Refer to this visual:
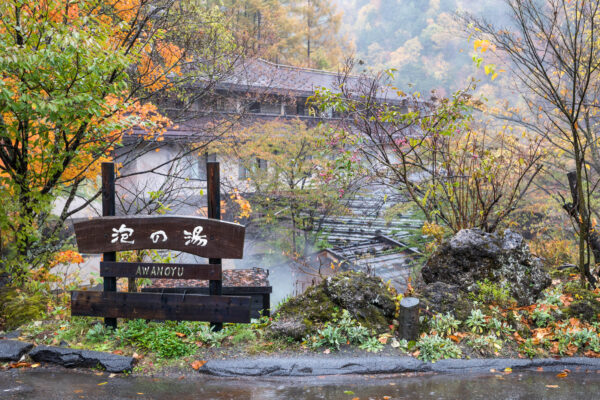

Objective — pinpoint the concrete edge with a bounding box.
[198,356,600,377]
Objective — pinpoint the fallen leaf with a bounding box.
[546,385,559,388]
[108,373,116,378]
[323,349,331,354]
[95,372,104,376]
[97,382,108,386]
[556,372,568,378]
[504,367,512,374]
[175,332,187,338]
[191,360,207,370]
[74,390,83,394]
[383,396,391,400]
[537,367,544,372]
[343,390,355,395]
[112,350,124,355]
[490,369,497,373]
[352,398,360,400]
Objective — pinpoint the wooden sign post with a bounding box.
[101,162,117,329]
[208,161,223,331]
[71,162,250,328]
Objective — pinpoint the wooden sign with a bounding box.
[74,215,245,259]
[71,291,251,323]
[100,262,222,280]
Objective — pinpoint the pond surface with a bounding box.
[1,368,600,399]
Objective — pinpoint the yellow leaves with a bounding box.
[474,39,492,52]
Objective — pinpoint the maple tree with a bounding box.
[0,0,234,281]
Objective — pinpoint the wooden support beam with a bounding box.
[71,291,251,323]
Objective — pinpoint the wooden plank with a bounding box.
[100,262,222,280]
[71,291,251,323]
[74,215,245,259]
[142,286,273,294]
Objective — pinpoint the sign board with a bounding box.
[100,261,222,280]
[74,215,245,259]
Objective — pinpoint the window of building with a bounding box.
[249,101,260,113]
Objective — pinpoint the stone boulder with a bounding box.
[272,271,396,339]
[421,229,550,306]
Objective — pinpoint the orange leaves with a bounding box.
[49,250,84,268]
[556,369,570,378]
[175,332,187,338]
[190,360,207,370]
[448,332,468,343]
[513,331,526,344]
[560,294,574,307]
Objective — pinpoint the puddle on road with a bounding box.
[1,368,600,399]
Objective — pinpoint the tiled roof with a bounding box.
[207,58,406,101]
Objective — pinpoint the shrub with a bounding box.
[429,313,460,336]
[469,279,515,307]
[417,334,462,362]
[465,309,487,334]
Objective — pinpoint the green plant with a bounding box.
[531,307,555,328]
[358,337,384,353]
[86,323,110,343]
[486,317,514,337]
[466,334,502,354]
[465,309,486,334]
[310,325,344,350]
[304,309,381,352]
[469,280,515,307]
[416,334,462,362]
[429,313,460,336]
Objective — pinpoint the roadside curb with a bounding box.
[0,340,133,373]
[199,355,600,377]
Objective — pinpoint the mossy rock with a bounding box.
[563,285,600,322]
[0,287,48,330]
[273,271,396,339]
[418,282,474,321]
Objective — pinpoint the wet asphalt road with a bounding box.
[2,367,600,399]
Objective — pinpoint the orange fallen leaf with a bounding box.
[537,367,544,372]
[191,360,207,370]
[175,332,187,338]
[546,385,559,388]
[448,335,461,343]
[556,372,568,378]
[112,350,124,355]
[383,397,391,400]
